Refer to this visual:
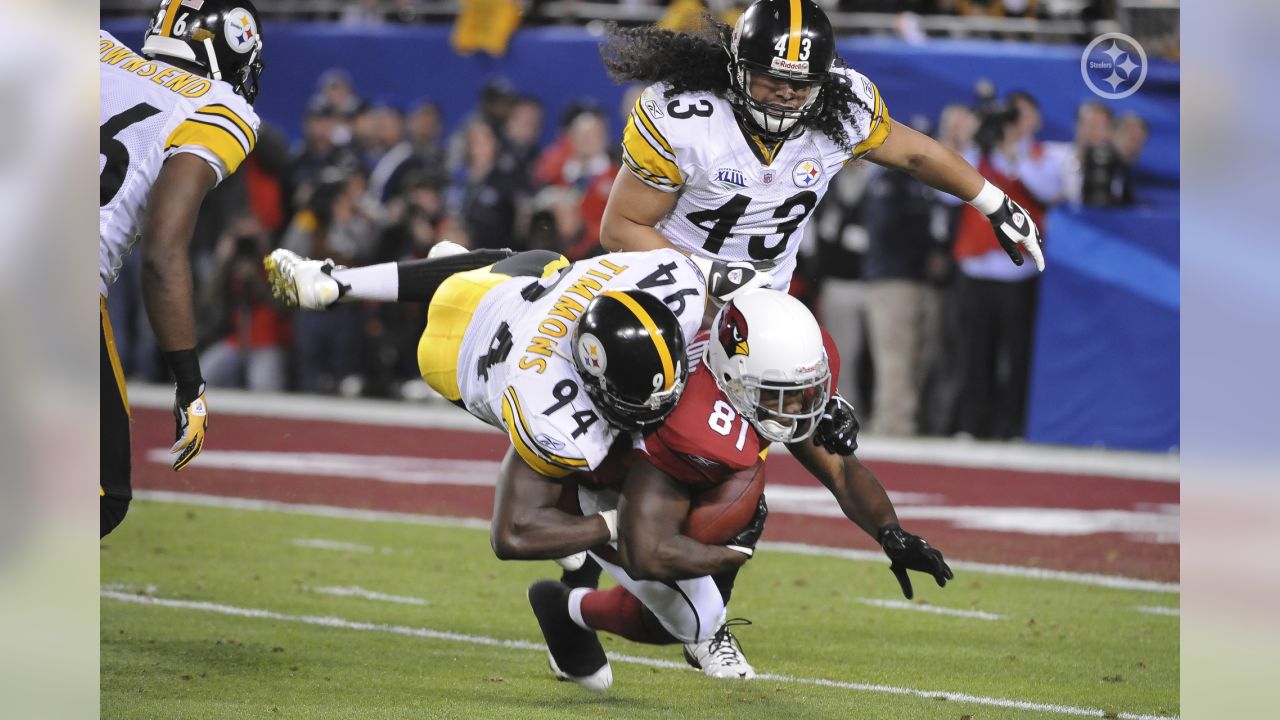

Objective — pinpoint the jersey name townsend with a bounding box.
[99,30,259,296]
[621,67,890,289]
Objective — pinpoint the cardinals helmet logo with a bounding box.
[717,302,750,358]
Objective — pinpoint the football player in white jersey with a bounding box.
[265,244,713,562]
[598,0,1044,288]
[99,0,264,537]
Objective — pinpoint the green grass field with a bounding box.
[101,500,1178,719]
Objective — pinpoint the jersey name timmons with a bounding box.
[99,39,211,98]
[518,258,630,374]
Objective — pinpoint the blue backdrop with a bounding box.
[1027,206,1179,452]
[100,21,1180,451]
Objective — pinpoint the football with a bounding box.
[681,461,766,544]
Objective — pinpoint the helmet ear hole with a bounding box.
[572,289,689,429]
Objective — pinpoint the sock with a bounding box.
[578,586,678,645]
[712,564,742,605]
[394,249,516,303]
[330,262,398,301]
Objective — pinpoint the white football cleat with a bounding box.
[683,618,756,679]
[427,240,468,259]
[264,249,346,309]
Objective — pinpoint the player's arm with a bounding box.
[616,456,751,582]
[141,152,217,471]
[786,439,898,539]
[865,121,1044,271]
[490,447,615,561]
[599,167,680,252]
[787,439,953,598]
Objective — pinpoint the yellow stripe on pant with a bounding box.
[417,265,510,401]
[101,295,130,415]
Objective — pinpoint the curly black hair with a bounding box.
[599,19,875,155]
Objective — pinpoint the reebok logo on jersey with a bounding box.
[714,168,747,190]
[686,455,720,468]
[535,434,566,452]
[793,159,822,188]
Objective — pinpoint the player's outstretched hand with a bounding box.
[987,195,1045,272]
[877,524,953,599]
[171,382,208,471]
[726,495,768,558]
[812,393,859,456]
[694,257,775,306]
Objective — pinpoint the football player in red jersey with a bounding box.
[527,290,952,691]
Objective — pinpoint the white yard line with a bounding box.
[1136,605,1180,617]
[99,589,1177,720]
[311,585,429,606]
[133,491,1181,594]
[127,383,1179,481]
[856,598,1005,621]
[290,538,383,554]
[763,541,1179,594]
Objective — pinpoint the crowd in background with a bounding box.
[106,68,1149,441]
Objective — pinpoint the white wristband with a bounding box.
[967,180,1005,216]
[598,509,618,543]
[726,545,755,558]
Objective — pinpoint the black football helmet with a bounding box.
[572,290,688,430]
[727,0,836,137]
[142,0,265,103]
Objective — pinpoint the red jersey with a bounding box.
[639,363,766,489]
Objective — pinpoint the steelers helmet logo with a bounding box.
[224,8,259,54]
[576,333,608,378]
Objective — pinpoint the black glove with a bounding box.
[812,393,859,456]
[987,194,1045,272]
[877,524,953,600]
[726,494,768,557]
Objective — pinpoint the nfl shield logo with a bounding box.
[762,170,775,185]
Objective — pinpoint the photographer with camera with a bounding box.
[199,219,291,392]
[948,93,1046,440]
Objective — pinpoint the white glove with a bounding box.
[692,256,775,306]
[969,181,1045,272]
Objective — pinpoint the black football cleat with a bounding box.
[527,579,612,692]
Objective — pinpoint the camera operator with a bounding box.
[949,97,1044,439]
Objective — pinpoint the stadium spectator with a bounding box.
[501,95,546,170]
[199,221,290,392]
[403,100,448,186]
[1073,101,1129,207]
[453,120,527,251]
[861,118,949,436]
[949,100,1043,439]
[281,169,374,393]
[366,105,417,203]
[313,68,363,118]
[446,77,517,173]
[1007,90,1073,206]
[525,186,586,255]
[812,161,873,416]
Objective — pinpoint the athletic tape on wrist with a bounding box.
[967,180,1005,216]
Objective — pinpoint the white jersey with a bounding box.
[457,249,706,477]
[98,30,259,296]
[621,67,890,289]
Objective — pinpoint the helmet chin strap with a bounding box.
[202,37,222,81]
